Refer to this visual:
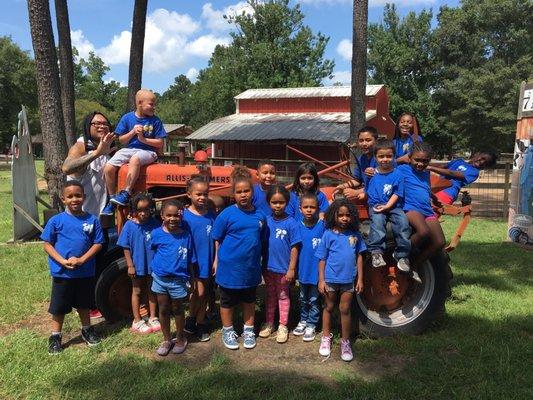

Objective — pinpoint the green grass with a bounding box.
[0,164,531,399]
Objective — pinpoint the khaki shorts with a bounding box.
[107,148,157,167]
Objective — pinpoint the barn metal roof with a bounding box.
[186,111,377,143]
[234,85,384,100]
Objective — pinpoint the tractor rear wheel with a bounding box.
[354,249,449,338]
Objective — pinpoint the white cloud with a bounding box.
[148,8,200,36]
[104,77,126,87]
[300,0,436,6]
[201,2,255,32]
[186,67,199,81]
[337,39,352,61]
[70,29,95,59]
[327,70,351,85]
[98,30,131,65]
[185,34,231,58]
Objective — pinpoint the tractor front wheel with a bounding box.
[95,257,133,322]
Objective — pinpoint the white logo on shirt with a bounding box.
[177,246,188,260]
[206,225,212,235]
[457,165,467,172]
[144,231,151,242]
[349,235,358,248]
[383,184,393,196]
[312,237,321,249]
[275,228,287,240]
[258,220,263,228]
[402,143,410,152]
[82,223,94,235]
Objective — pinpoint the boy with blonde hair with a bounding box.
[102,89,167,215]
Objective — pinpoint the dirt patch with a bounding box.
[0,302,50,337]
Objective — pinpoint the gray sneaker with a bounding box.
[292,321,306,336]
[242,328,256,349]
[303,326,316,342]
[397,258,411,272]
[222,328,239,350]
[372,253,386,268]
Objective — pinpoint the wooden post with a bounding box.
[503,161,511,219]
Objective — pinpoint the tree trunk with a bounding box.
[350,0,368,147]
[27,0,68,210]
[54,0,76,147]
[126,0,148,112]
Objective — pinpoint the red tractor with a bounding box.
[95,151,471,338]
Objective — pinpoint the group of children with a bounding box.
[42,104,497,361]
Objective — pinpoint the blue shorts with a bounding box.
[151,274,189,300]
[325,282,354,293]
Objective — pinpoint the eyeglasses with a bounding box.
[91,122,110,127]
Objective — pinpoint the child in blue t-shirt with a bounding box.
[334,126,379,201]
[366,139,411,272]
[183,176,216,342]
[117,193,160,335]
[252,159,277,217]
[102,89,167,215]
[293,193,325,342]
[393,112,423,163]
[429,151,497,205]
[397,142,446,274]
[41,180,105,354]
[150,199,196,356]
[212,166,267,350]
[315,199,366,362]
[287,162,329,220]
[259,185,301,344]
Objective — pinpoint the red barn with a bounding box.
[186,85,395,162]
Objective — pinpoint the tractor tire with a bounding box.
[95,256,133,322]
[354,249,450,338]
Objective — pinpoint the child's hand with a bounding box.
[285,269,295,284]
[318,280,327,295]
[60,258,72,269]
[133,124,144,135]
[373,204,388,213]
[355,278,364,294]
[364,167,375,177]
[127,265,136,278]
[356,192,367,201]
[190,279,197,294]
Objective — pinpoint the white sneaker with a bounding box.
[303,326,316,342]
[372,253,386,268]
[397,258,411,272]
[319,334,332,357]
[293,321,306,336]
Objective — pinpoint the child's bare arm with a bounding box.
[318,260,326,294]
[285,245,299,283]
[212,241,219,275]
[396,154,410,164]
[68,243,102,267]
[43,242,72,269]
[119,125,142,145]
[427,165,465,180]
[373,194,399,213]
[123,249,135,278]
[135,134,164,149]
[355,253,364,294]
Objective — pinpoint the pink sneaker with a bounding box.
[89,309,102,319]
[340,339,353,362]
[148,318,161,332]
[319,334,332,357]
[130,320,152,334]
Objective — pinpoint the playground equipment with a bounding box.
[95,145,471,338]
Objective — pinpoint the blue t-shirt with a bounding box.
[394,135,423,159]
[441,159,479,201]
[397,164,434,217]
[117,218,160,276]
[287,190,329,221]
[183,208,216,279]
[150,228,196,279]
[297,220,325,285]
[315,229,367,284]
[41,212,105,279]
[366,168,405,208]
[353,154,377,187]
[252,183,273,217]
[115,111,167,152]
[212,205,267,289]
[265,216,302,274]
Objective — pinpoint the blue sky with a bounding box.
[1,0,459,93]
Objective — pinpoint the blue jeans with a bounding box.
[368,207,411,259]
[299,283,320,328]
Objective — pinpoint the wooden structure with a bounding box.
[163,124,193,154]
[186,85,395,162]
